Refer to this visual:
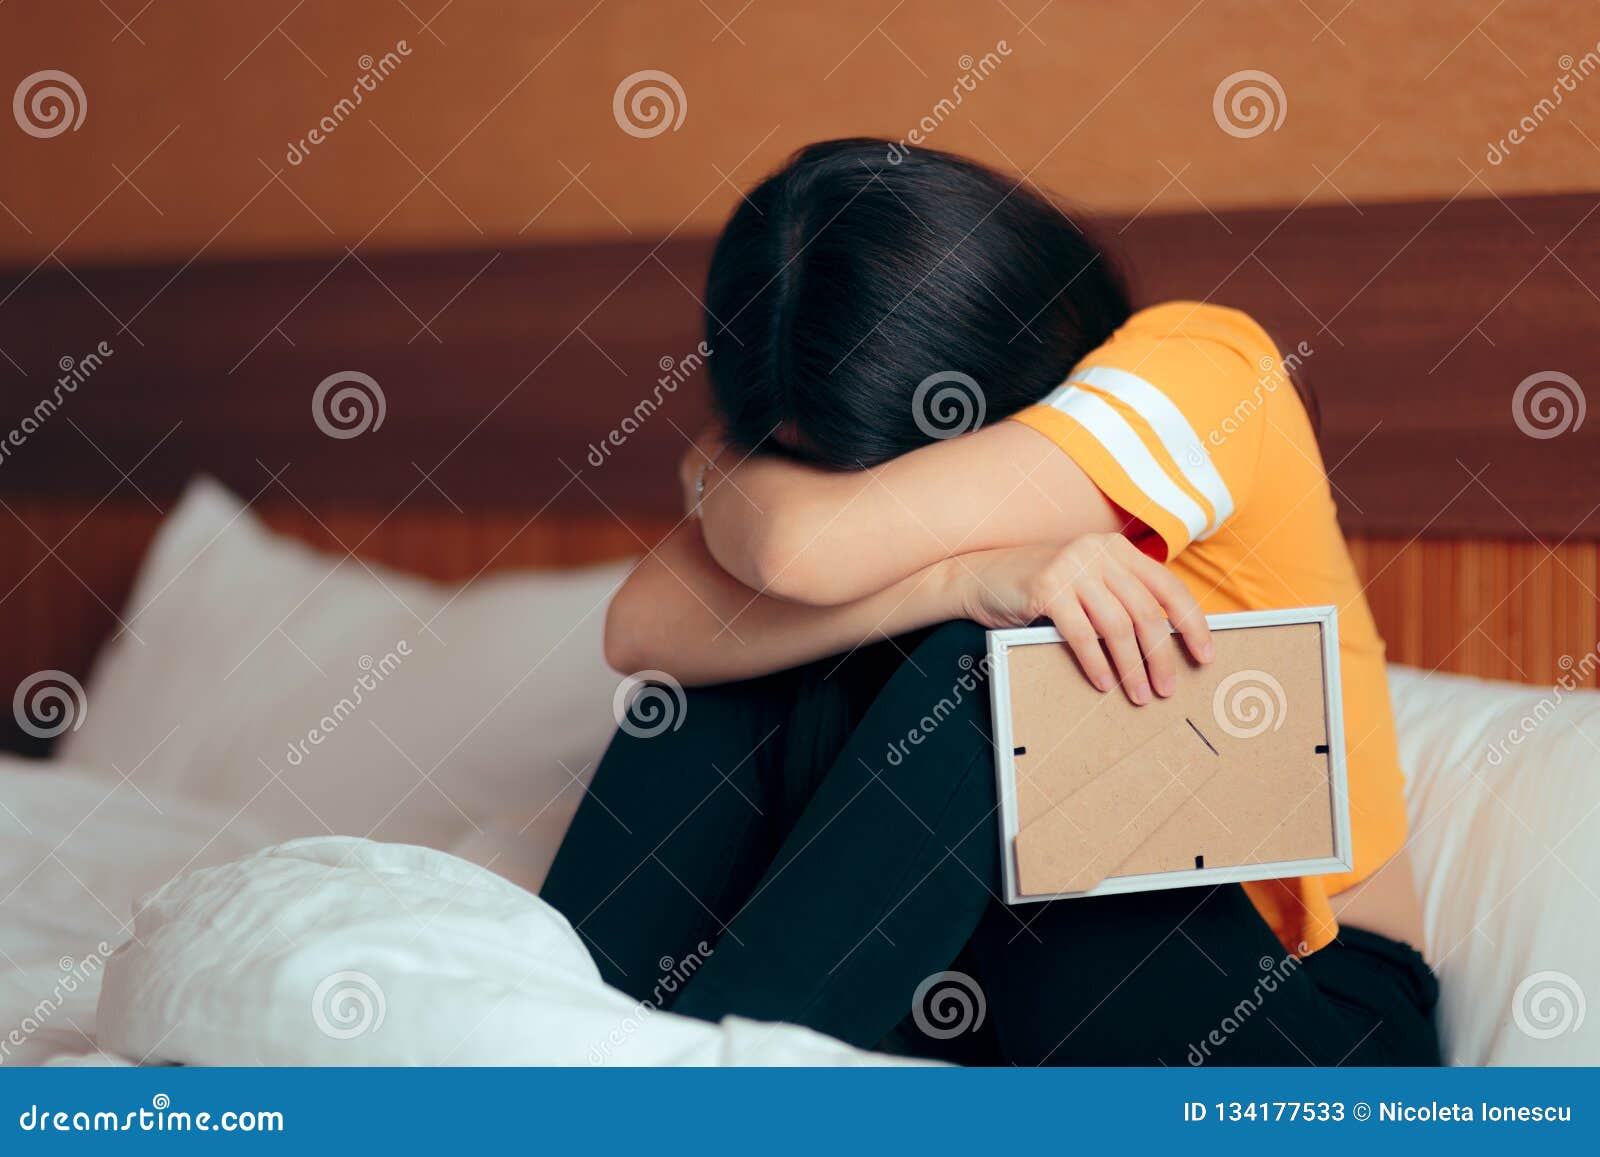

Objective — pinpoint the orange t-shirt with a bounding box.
[1011,301,1406,955]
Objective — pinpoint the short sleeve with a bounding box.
[1010,302,1280,560]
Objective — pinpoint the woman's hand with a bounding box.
[951,533,1213,704]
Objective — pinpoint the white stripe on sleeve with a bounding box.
[1068,365,1235,538]
[1040,384,1209,547]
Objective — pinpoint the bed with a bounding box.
[1,190,1596,1065]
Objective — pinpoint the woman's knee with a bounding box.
[595,672,795,806]
[612,669,789,745]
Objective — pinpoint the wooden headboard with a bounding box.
[2,192,1597,753]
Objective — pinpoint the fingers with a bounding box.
[1125,547,1214,664]
[1105,570,1179,698]
[1035,534,1213,706]
[1042,596,1116,694]
[1075,583,1151,705]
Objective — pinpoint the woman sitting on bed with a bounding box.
[541,139,1440,1066]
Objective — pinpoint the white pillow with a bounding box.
[60,477,631,893]
[96,837,921,1066]
[1388,663,1600,1065]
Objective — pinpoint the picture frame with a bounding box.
[986,606,1353,905]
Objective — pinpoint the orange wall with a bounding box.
[2,0,1597,265]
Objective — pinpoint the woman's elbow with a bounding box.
[745,513,856,605]
[605,595,722,685]
[603,588,651,674]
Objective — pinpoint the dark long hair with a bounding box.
[702,139,1132,469]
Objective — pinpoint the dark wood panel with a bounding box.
[1,193,1597,538]
[0,238,716,526]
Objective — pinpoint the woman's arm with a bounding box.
[694,421,1127,606]
[603,521,964,686]
[607,524,1211,700]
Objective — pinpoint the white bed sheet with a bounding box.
[93,836,912,1066]
[0,759,910,1067]
[0,759,276,1066]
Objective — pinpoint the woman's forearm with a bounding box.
[698,420,1122,606]
[603,521,963,686]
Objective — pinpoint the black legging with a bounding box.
[541,621,1440,1065]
